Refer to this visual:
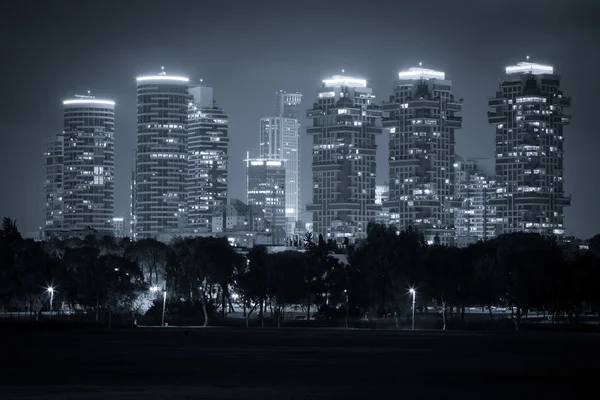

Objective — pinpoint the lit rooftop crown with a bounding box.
[322,75,367,88]
[137,67,189,83]
[506,62,553,75]
[63,94,115,106]
[398,67,445,80]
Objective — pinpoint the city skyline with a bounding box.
[2,0,599,239]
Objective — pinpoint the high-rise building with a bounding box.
[382,67,462,245]
[258,91,303,237]
[306,75,382,242]
[43,135,64,233]
[259,117,299,230]
[453,156,497,247]
[61,95,115,232]
[488,60,571,236]
[245,156,286,241]
[135,71,189,239]
[375,184,389,205]
[276,91,302,119]
[187,85,229,232]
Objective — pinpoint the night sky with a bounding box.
[1,0,599,238]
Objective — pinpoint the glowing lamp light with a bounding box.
[136,75,189,82]
[409,288,415,295]
[505,62,553,75]
[150,286,160,292]
[322,75,367,88]
[47,286,54,294]
[398,67,445,80]
[63,99,115,106]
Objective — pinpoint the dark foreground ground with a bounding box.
[2,327,599,399]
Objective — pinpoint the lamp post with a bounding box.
[409,288,416,331]
[344,289,349,328]
[47,287,54,317]
[151,285,167,327]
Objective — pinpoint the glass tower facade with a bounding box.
[488,61,571,237]
[382,67,462,245]
[306,75,382,242]
[135,73,189,239]
[187,85,229,232]
[61,96,115,232]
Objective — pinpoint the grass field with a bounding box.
[2,327,598,399]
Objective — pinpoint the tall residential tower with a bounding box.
[306,75,382,242]
[488,60,571,236]
[134,71,189,239]
[259,91,302,235]
[60,95,115,232]
[187,85,229,232]
[382,67,462,245]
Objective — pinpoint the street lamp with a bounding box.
[344,289,349,328]
[47,286,55,317]
[151,286,167,327]
[409,288,416,331]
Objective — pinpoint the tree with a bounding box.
[127,238,168,285]
[268,251,306,327]
[236,245,270,327]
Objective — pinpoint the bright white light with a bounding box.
[322,75,367,88]
[398,67,445,80]
[112,217,124,222]
[266,161,282,167]
[136,75,189,82]
[505,62,553,75]
[150,286,160,292]
[409,288,415,294]
[63,99,115,106]
[47,287,54,293]
[250,161,264,166]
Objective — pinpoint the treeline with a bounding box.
[1,218,599,330]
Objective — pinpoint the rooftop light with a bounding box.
[63,99,115,106]
[505,62,553,75]
[398,67,445,80]
[136,75,189,82]
[322,75,367,88]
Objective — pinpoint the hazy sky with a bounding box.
[1,0,599,238]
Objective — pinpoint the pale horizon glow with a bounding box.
[398,67,445,80]
[506,62,553,75]
[136,75,189,82]
[322,75,367,88]
[63,99,115,106]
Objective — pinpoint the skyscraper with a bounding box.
[245,156,286,241]
[488,60,571,237]
[259,116,299,230]
[276,91,302,119]
[43,134,64,234]
[259,91,302,236]
[382,66,462,245]
[187,85,229,232]
[453,156,497,247]
[135,71,189,239]
[61,95,115,232]
[306,75,382,242]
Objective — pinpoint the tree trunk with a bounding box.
[487,305,494,319]
[306,291,311,323]
[441,301,447,331]
[461,305,465,322]
[259,299,264,327]
[221,287,226,320]
[245,304,257,328]
[96,292,99,322]
[200,295,209,327]
[228,297,235,313]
